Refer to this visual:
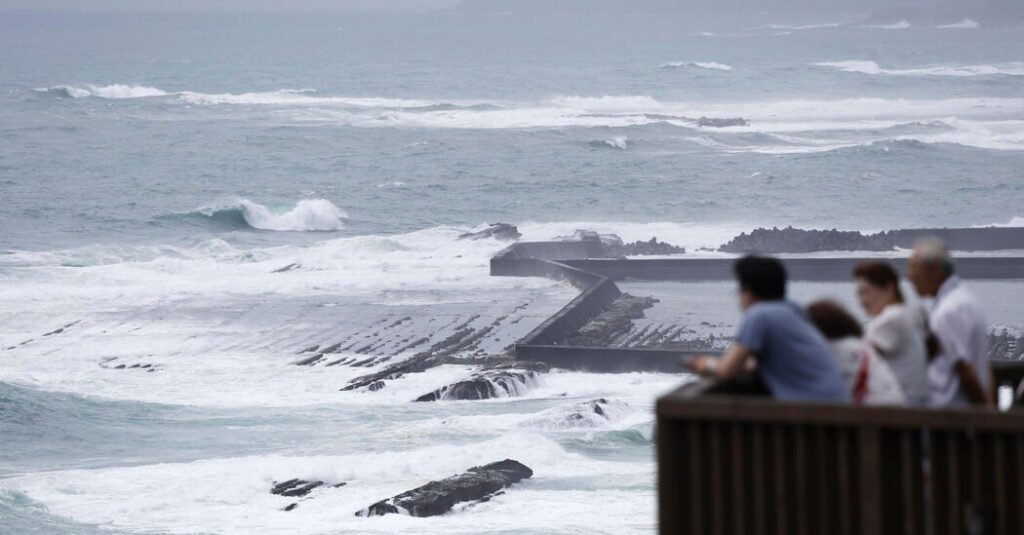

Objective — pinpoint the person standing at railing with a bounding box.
[806,300,906,405]
[907,238,993,407]
[689,256,850,402]
[853,261,931,406]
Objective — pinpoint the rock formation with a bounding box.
[458,223,522,241]
[357,459,533,517]
[414,361,549,402]
[556,230,685,256]
[697,117,749,128]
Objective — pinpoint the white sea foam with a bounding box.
[660,61,733,71]
[938,18,980,29]
[179,90,446,108]
[33,85,1024,152]
[0,433,656,534]
[236,199,347,232]
[602,136,628,149]
[37,84,169,99]
[865,20,912,30]
[814,60,1024,77]
[975,216,1024,228]
[759,22,842,30]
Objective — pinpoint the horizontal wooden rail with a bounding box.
[658,381,1024,535]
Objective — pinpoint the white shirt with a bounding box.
[866,303,930,406]
[830,337,906,406]
[927,276,990,407]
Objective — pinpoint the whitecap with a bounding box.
[661,61,733,71]
[35,84,168,99]
[814,60,1024,77]
[864,20,912,29]
[937,19,980,29]
[602,136,628,149]
[194,199,348,232]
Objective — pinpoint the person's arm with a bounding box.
[690,343,753,380]
[954,360,991,406]
[932,311,990,406]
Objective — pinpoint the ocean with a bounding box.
[1,9,1022,534]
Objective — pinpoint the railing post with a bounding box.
[858,426,884,535]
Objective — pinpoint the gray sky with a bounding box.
[0,0,461,12]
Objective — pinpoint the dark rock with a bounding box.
[271,479,324,497]
[272,263,301,273]
[283,503,299,512]
[615,237,686,256]
[555,230,685,257]
[368,380,386,392]
[458,223,521,242]
[414,361,549,402]
[989,329,1024,361]
[356,459,533,517]
[718,226,896,254]
[697,117,749,128]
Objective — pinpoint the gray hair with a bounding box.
[913,236,955,275]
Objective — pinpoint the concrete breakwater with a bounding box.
[492,229,1024,374]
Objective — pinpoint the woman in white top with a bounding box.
[853,261,931,406]
[807,301,906,405]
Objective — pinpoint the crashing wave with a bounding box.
[598,136,628,149]
[192,199,347,232]
[36,84,169,99]
[660,61,733,71]
[813,60,1024,77]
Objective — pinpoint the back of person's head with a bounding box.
[853,260,904,303]
[913,236,955,276]
[734,255,787,301]
[807,300,864,340]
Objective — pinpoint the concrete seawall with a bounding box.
[493,236,1024,374]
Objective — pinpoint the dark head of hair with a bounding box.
[733,255,787,300]
[853,260,904,303]
[806,300,863,340]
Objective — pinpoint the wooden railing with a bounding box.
[657,376,1024,535]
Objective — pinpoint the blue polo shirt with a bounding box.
[736,301,850,402]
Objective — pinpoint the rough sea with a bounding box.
[1,9,1023,534]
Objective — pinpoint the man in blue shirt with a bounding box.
[690,256,850,402]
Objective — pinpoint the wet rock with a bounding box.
[522,398,634,430]
[272,263,301,273]
[697,117,749,128]
[356,459,533,517]
[414,361,549,402]
[719,226,895,254]
[271,479,324,497]
[276,481,347,512]
[458,223,521,242]
[555,230,685,257]
[614,237,686,256]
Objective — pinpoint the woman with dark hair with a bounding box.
[807,301,905,405]
[854,261,930,406]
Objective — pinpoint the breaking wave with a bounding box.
[192,199,347,232]
[661,61,733,71]
[36,84,169,99]
[594,136,628,149]
[814,60,1024,77]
